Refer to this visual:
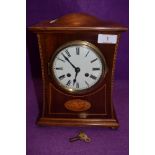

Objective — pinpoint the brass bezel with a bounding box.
[48,40,108,94]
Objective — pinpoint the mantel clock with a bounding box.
[29,13,127,128]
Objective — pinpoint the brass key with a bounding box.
[69,131,91,143]
[78,131,91,142]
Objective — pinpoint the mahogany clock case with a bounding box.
[28,13,127,128]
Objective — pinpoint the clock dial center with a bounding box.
[75,67,80,72]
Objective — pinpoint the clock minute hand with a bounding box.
[61,53,80,86]
[61,53,76,69]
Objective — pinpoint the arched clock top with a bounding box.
[28,13,128,32]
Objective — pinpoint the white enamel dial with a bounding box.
[51,42,106,92]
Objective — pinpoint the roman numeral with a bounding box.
[92,68,100,71]
[55,67,63,70]
[76,82,79,88]
[66,80,71,86]
[90,74,97,80]
[57,58,65,62]
[85,81,89,87]
[91,58,98,63]
[65,50,71,57]
[85,51,89,57]
[59,75,65,80]
[76,47,80,55]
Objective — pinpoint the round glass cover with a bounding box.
[49,41,107,93]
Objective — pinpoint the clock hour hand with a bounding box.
[61,53,76,69]
[73,67,80,86]
[73,72,78,86]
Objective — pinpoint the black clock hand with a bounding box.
[73,72,78,86]
[61,53,76,69]
[61,53,80,86]
[73,67,80,86]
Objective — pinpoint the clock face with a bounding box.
[50,41,107,93]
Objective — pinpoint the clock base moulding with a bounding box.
[37,118,119,128]
[37,105,119,128]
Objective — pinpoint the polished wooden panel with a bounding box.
[64,99,91,112]
[29,13,127,128]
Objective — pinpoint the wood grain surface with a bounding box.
[29,13,127,128]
